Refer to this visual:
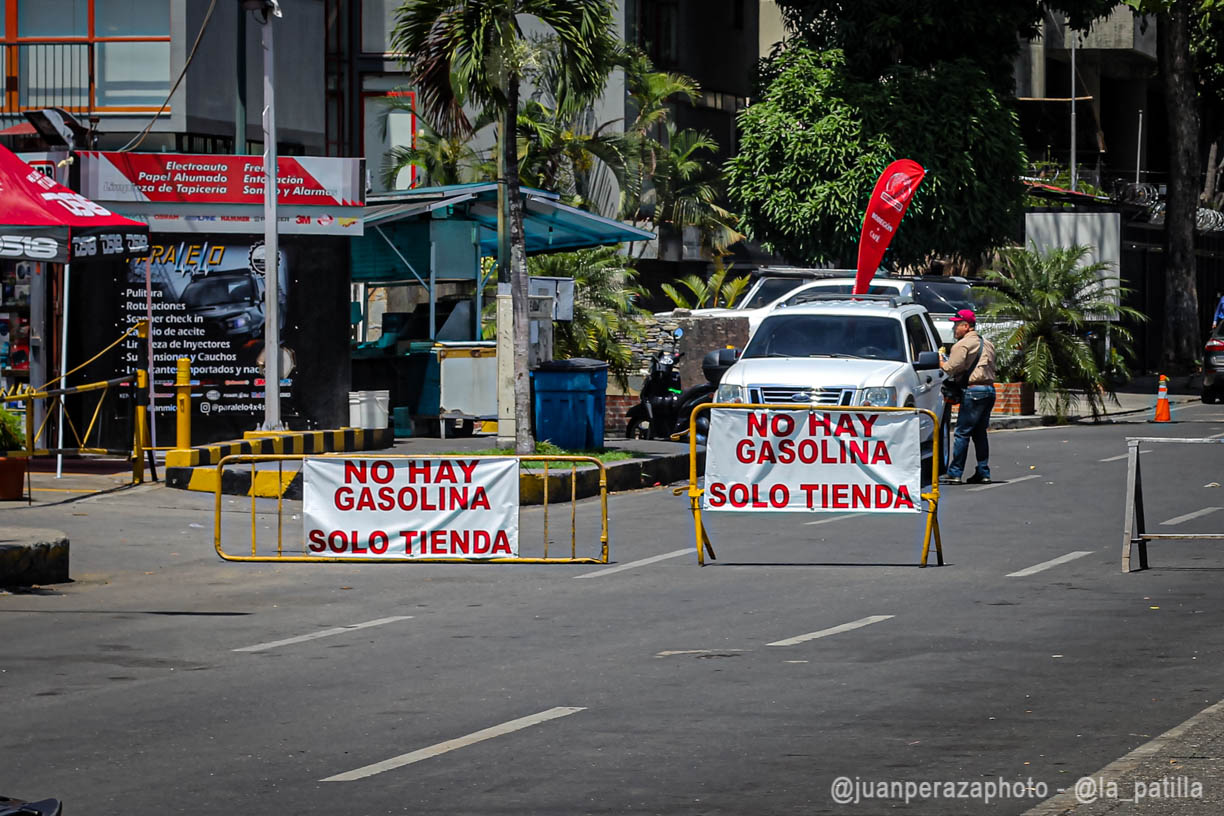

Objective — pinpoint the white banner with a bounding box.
[703,409,921,514]
[303,457,519,558]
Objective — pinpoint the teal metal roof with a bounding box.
[362,183,654,256]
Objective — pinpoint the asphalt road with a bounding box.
[3,401,1224,815]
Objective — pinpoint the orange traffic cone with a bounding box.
[1152,374,1172,423]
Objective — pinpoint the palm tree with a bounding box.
[529,247,647,388]
[380,108,495,189]
[979,244,1146,422]
[635,124,743,258]
[392,0,620,454]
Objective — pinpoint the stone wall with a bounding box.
[605,311,751,438]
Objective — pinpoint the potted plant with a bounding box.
[0,404,27,500]
[978,244,1145,422]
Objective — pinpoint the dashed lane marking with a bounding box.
[1099,449,1151,462]
[321,707,586,782]
[1006,551,1093,577]
[573,548,690,579]
[233,616,413,652]
[767,615,894,647]
[1160,507,1223,526]
[803,513,863,527]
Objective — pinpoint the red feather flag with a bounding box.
[853,159,926,295]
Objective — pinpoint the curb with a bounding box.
[165,427,394,468]
[0,528,69,586]
[165,448,700,504]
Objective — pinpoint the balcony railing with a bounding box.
[3,41,94,120]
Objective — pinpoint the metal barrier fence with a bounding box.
[1,321,153,494]
[1121,437,1224,571]
[679,403,944,567]
[213,453,610,564]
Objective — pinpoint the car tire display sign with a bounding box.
[703,408,921,514]
[303,457,520,559]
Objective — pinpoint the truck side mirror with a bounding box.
[914,350,941,370]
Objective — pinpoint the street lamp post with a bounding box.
[244,0,283,430]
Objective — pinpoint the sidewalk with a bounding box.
[1024,698,1224,815]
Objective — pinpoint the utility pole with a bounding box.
[245,0,283,430]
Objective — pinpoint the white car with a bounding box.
[713,296,950,465]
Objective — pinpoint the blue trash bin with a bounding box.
[531,358,609,450]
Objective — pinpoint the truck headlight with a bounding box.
[225,314,251,331]
[860,386,897,407]
[715,383,747,404]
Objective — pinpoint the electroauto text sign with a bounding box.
[78,152,364,207]
[302,458,520,559]
[703,408,921,513]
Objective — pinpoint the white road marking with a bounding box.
[803,513,863,527]
[655,649,747,658]
[966,474,1041,492]
[1006,551,1093,578]
[767,615,894,647]
[321,707,586,782]
[1099,449,1150,462]
[1160,507,1223,526]
[573,548,690,579]
[1207,430,1224,439]
[233,616,413,653]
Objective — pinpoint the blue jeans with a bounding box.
[948,385,995,479]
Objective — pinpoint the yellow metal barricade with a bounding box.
[1,320,153,488]
[213,453,610,564]
[679,403,943,567]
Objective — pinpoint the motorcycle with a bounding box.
[626,328,685,440]
[670,346,739,445]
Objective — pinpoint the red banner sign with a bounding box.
[854,159,925,295]
[79,152,365,207]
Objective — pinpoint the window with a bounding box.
[361,0,399,54]
[95,41,170,106]
[18,0,88,37]
[7,0,171,113]
[95,0,170,37]
[905,314,935,361]
[363,90,416,193]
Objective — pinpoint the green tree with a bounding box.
[392,0,620,454]
[726,47,1026,267]
[633,124,743,258]
[528,247,646,387]
[772,0,1118,91]
[979,244,1146,421]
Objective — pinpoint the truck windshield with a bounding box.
[744,314,907,362]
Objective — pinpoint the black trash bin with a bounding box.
[530,358,609,450]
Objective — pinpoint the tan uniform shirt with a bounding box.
[941,330,996,385]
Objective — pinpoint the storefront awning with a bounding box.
[363,183,654,256]
[0,144,149,263]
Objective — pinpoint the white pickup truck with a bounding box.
[712,295,950,468]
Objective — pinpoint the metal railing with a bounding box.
[213,453,611,564]
[2,41,93,119]
[678,403,944,567]
[1121,437,1224,571]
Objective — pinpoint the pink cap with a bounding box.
[949,308,976,324]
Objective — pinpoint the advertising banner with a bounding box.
[302,457,520,559]
[702,408,921,514]
[854,159,925,295]
[79,152,365,207]
[118,238,293,423]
